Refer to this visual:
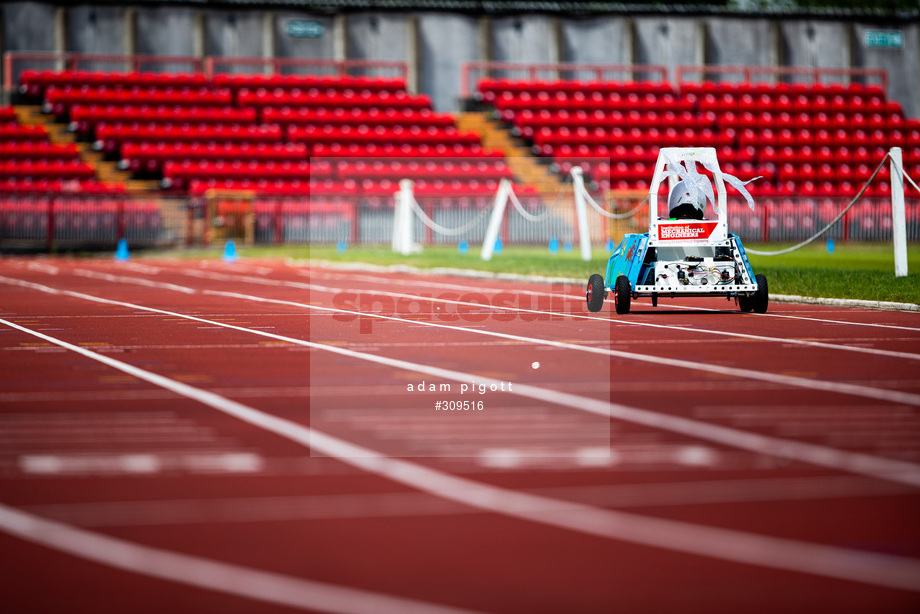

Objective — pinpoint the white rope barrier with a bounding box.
[407,195,490,237]
[581,188,648,220]
[507,187,552,222]
[746,153,892,257]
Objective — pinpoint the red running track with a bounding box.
[0,256,919,613]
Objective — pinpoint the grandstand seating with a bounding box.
[477,77,918,199]
[11,70,514,204]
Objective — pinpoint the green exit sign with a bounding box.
[864,30,904,49]
[286,20,325,39]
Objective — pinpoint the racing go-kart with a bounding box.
[586,147,768,315]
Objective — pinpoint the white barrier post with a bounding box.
[392,179,415,256]
[570,167,593,262]
[480,179,510,261]
[890,147,908,277]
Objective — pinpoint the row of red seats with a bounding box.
[45,86,234,115]
[695,91,893,116]
[0,142,80,160]
[213,73,406,94]
[0,159,95,179]
[478,77,880,102]
[163,160,313,189]
[310,142,501,158]
[0,124,48,141]
[286,124,480,146]
[0,178,125,194]
[510,108,910,138]
[94,123,284,154]
[119,142,308,173]
[68,105,456,137]
[69,105,258,135]
[188,177,513,198]
[262,106,454,128]
[117,140,502,174]
[237,88,430,110]
[477,79,674,103]
[164,158,513,188]
[19,70,208,98]
[0,106,17,123]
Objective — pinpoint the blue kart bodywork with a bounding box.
[605,233,758,292]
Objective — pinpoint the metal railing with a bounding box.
[674,65,889,96]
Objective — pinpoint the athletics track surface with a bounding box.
[0,256,918,613]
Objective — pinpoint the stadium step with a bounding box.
[14,104,130,192]
[455,111,569,199]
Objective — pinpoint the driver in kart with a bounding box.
[667,180,707,220]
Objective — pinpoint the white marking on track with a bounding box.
[181,267,920,361]
[18,453,264,475]
[2,283,920,489]
[307,266,920,332]
[72,269,196,294]
[2,319,920,592]
[209,288,920,408]
[18,475,913,528]
[0,503,483,614]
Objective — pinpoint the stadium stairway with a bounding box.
[456,111,568,199]
[11,104,153,193]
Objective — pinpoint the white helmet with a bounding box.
[667,180,706,220]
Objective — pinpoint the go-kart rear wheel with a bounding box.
[752,273,769,313]
[613,275,631,315]
[586,274,605,312]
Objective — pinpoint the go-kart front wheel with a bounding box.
[739,273,769,313]
[613,275,631,315]
[586,273,605,312]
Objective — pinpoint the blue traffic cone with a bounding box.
[222,240,238,263]
[114,238,129,261]
[458,240,468,254]
[494,238,503,254]
[337,240,347,253]
[548,237,559,254]
[606,238,615,252]
[563,241,573,253]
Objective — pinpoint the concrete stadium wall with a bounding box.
[854,22,920,119]
[2,2,57,52]
[491,15,559,64]
[134,6,198,57]
[205,10,263,60]
[560,17,629,66]
[66,5,126,56]
[2,3,919,116]
[417,12,481,113]
[633,17,703,82]
[705,18,777,69]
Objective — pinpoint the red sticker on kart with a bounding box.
[657,222,719,241]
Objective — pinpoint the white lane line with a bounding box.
[0,503,483,614]
[209,288,920,409]
[2,281,920,491]
[179,267,920,361]
[2,319,920,593]
[72,269,197,294]
[12,271,920,407]
[305,265,920,332]
[21,476,911,528]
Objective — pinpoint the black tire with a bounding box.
[738,293,754,312]
[586,274,605,312]
[613,275,631,315]
[752,273,769,313]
